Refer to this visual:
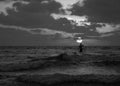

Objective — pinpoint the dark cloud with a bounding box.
[0,0,83,34]
[15,0,61,13]
[0,0,63,28]
[49,18,73,31]
[0,0,99,34]
[72,0,120,24]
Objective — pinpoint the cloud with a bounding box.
[72,0,120,24]
[40,28,84,38]
[0,0,92,34]
[0,0,65,28]
[96,24,120,34]
[51,13,90,27]
[16,0,62,14]
[0,24,83,39]
[87,33,114,38]
[54,0,85,15]
[0,0,118,41]
[0,0,29,16]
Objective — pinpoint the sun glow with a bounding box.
[76,37,83,43]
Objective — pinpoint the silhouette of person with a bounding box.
[76,37,84,53]
[79,43,84,53]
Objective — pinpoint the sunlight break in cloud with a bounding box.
[55,0,85,10]
[0,24,83,39]
[54,0,85,15]
[50,0,90,28]
[0,0,29,16]
[96,24,120,34]
[51,13,91,27]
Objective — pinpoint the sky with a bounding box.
[0,0,120,46]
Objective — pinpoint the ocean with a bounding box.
[0,46,120,86]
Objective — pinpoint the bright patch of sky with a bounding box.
[55,0,84,9]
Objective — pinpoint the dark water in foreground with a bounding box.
[0,46,120,86]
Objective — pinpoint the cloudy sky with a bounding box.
[0,0,120,46]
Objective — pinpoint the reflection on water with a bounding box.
[36,65,119,75]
